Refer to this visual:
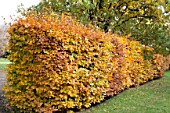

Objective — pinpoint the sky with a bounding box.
[0,0,41,25]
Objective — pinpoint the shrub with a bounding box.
[166,55,170,70]
[115,36,166,88]
[4,12,167,112]
[152,54,170,75]
[4,13,126,112]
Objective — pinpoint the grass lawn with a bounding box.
[0,58,10,71]
[79,70,170,113]
[0,59,169,113]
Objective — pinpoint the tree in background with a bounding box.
[0,25,8,57]
[30,0,170,55]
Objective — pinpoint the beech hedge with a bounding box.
[4,13,169,112]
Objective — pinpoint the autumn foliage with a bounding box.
[33,0,170,55]
[4,13,168,112]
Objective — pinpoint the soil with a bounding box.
[0,71,11,113]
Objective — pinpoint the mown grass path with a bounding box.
[0,58,10,71]
[0,58,11,113]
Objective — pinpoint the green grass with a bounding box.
[0,58,10,71]
[79,71,170,113]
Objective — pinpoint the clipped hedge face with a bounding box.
[151,54,170,76]
[115,36,166,88]
[4,12,167,112]
[164,55,170,70]
[4,13,126,112]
